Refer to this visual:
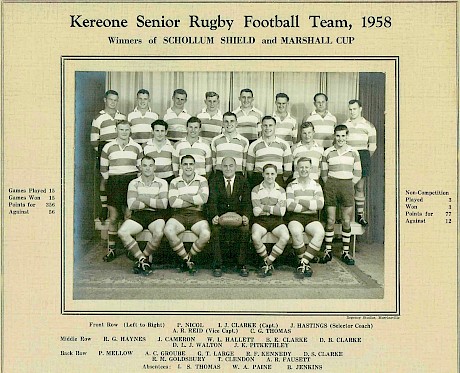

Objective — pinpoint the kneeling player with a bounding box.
[164,155,211,275]
[286,158,325,278]
[117,156,168,276]
[251,164,290,278]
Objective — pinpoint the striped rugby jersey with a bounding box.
[100,138,143,180]
[90,110,126,150]
[211,133,249,173]
[247,137,293,176]
[321,145,361,184]
[127,176,168,211]
[273,112,298,146]
[197,109,224,145]
[251,182,286,217]
[163,107,191,142]
[127,107,159,144]
[291,141,324,181]
[172,137,212,177]
[142,139,174,180]
[233,106,263,142]
[168,174,209,211]
[286,178,324,214]
[305,110,337,149]
[344,118,377,155]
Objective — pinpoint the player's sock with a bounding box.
[341,226,352,254]
[267,244,284,265]
[254,243,268,259]
[126,238,145,260]
[324,229,334,254]
[172,242,189,261]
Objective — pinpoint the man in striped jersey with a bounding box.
[251,164,290,278]
[100,121,143,262]
[164,155,211,275]
[286,157,325,278]
[196,91,223,145]
[211,111,249,177]
[273,92,298,146]
[127,89,159,145]
[344,99,377,226]
[90,90,126,221]
[233,88,263,143]
[291,121,324,182]
[143,120,175,184]
[303,93,337,149]
[117,156,168,276]
[320,124,362,265]
[172,117,212,179]
[163,88,191,143]
[247,115,293,189]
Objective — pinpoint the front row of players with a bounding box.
[109,124,360,278]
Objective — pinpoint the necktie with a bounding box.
[226,179,232,197]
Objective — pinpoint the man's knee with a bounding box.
[199,228,211,242]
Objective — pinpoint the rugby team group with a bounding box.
[90,87,376,279]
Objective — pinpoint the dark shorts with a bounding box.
[324,177,355,207]
[252,215,285,232]
[358,149,371,177]
[171,209,207,230]
[106,173,138,211]
[285,212,319,227]
[130,210,165,229]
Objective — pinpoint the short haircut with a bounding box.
[300,121,315,131]
[205,91,219,99]
[137,89,150,96]
[222,156,236,165]
[334,124,349,134]
[181,154,195,164]
[296,157,312,165]
[105,89,119,98]
[349,99,362,107]
[151,119,168,131]
[116,120,130,128]
[187,116,202,127]
[222,111,237,121]
[314,93,328,102]
[263,163,278,173]
[261,115,276,124]
[240,88,253,97]
[275,92,289,101]
[173,88,187,98]
[142,155,155,164]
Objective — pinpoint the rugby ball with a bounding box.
[218,212,243,227]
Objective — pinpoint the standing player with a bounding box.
[172,117,212,179]
[211,111,249,177]
[251,164,290,278]
[117,156,168,276]
[90,90,126,221]
[197,91,224,145]
[100,121,143,262]
[143,119,175,184]
[320,124,361,265]
[163,88,191,143]
[127,89,159,145]
[233,88,263,143]
[273,92,298,146]
[286,158,325,278]
[164,155,211,275]
[303,93,337,149]
[246,115,292,189]
[344,99,377,226]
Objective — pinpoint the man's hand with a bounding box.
[212,215,219,225]
[242,215,249,226]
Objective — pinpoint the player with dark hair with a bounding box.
[197,91,223,144]
[273,92,298,146]
[127,89,159,145]
[163,88,191,142]
[233,88,263,142]
[303,93,337,149]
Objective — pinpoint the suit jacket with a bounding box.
[207,173,252,219]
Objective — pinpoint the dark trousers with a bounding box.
[211,224,250,268]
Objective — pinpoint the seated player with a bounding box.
[117,156,168,276]
[208,157,251,277]
[100,121,143,262]
[286,157,325,278]
[320,124,362,265]
[251,164,290,278]
[164,155,211,275]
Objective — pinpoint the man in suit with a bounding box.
[208,157,252,277]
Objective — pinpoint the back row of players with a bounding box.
[91,88,377,278]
